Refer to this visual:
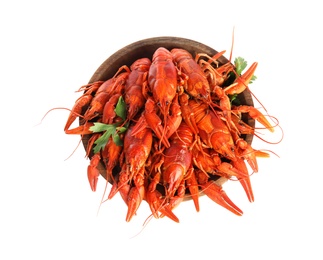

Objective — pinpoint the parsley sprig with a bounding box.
[89,96,128,154]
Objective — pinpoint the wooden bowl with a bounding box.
[81,36,255,188]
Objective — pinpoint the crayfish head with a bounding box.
[163,164,186,198]
[188,75,210,101]
[214,134,236,161]
[200,129,236,160]
[219,144,236,161]
[130,57,151,72]
[153,79,177,116]
[125,86,146,119]
[156,99,171,119]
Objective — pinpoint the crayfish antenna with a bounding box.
[35,107,75,127]
[64,138,83,161]
[37,107,90,161]
[229,26,235,62]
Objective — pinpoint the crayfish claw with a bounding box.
[201,181,243,216]
[224,62,258,95]
[234,105,274,133]
[231,158,254,202]
[126,186,145,222]
[185,169,200,212]
[64,121,94,135]
[87,154,101,192]
[146,190,180,223]
[239,177,254,203]
[64,94,93,132]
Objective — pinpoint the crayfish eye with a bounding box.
[157,102,161,107]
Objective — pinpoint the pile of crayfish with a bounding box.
[64,47,274,223]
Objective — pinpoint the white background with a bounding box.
[1,1,322,259]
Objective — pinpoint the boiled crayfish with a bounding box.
[63,46,277,223]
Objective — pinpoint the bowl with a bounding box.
[81,36,255,188]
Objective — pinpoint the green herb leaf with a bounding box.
[234,57,247,75]
[112,132,123,146]
[250,75,257,84]
[89,96,128,153]
[114,96,127,121]
[116,126,128,134]
[229,94,238,103]
[89,122,112,133]
[93,125,116,153]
